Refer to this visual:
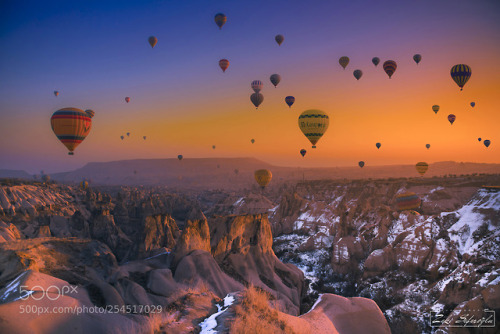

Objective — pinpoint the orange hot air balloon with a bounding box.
[415,162,429,176]
[254,169,272,189]
[148,36,157,48]
[51,107,93,155]
[125,97,130,103]
[219,59,229,72]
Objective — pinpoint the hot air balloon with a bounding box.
[358,161,365,168]
[396,192,421,211]
[50,107,93,155]
[300,149,306,157]
[148,36,157,48]
[127,132,130,137]
[415,162,429,176]
[54,91,59,97]
[285,96,295,108]
[376,143,381,149]
[413,54,422,65]
[383,60,397,78]
[339,56,349,70]
[214,13,227,30]
[478,138,482,141]
[251,139,255,144]
[353,69,363,80]
[372,57,380,66]
[143,136,146,140]
[42,174,51,183]
[125,97,130,103]
[250,93,264,109]
[219,59,229,73]
[470,102,475,107]
[178,155,183,161]
[212,145,216,149]
[254,169,272,189]
[450,64,471,91]
[448,114,456,125]
[270,74,281,87]
[426,144,430,149]
[432,105,440,114]
[251,80,263,93]
[484,140,491,148]
[80,180,88,190]
[298,109,329,148]
[120,135,124,140]
[275,34,284,46]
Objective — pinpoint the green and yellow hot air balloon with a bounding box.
[298,109,329,148]
[450,64,471,91]
[415,162,429,176]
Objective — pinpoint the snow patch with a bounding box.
[199,293,235,334]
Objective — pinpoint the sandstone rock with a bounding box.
[172,218,211,267]
[364,246,395,278]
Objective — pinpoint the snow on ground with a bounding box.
[304,294,324,315]
[232,197,244,207]
[199,293,235,334]
[0,271,32,303]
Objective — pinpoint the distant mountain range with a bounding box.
[0,169,32,179]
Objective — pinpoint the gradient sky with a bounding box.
[1,0,499,173]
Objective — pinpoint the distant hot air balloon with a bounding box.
[234,169,239,175]
[450,64,471,91]
[178,155,183,161]
[275,34,284,46]
[250,93,264,109]
[432,105,440,114]
[285,96,295,108]
[339,56,349,70]
[448,114,456,125]
[143,136,146,140]
[212,145,216,149]
[42,174,51,183]
[125,97,130,103]
[426,144,430,149]
[383,60,397,78]
[120,135,124,140]
[127,132,130,137]
[478,138,482,141]
[376,143,381,149]
[251,80,263,93]
[148,36,157,48]
[413,54,422,65]
[415,162,429,176]
[396,192,421,211]
[214,13,227,30]
[54,91,59,97]
[372,57,380,66]
[219,59,229,73]
[358,161,365,168]
[353,69,363,80]
[217,164,220,168]
[254,169,272,189]
[80,180,88,190]
[484,140,491,148]
[298,109,329,148]
[270,74,281,87]
[251,139,255,144]
[51,107,93,155]
[300,149,306,157]
[470,102,475,107]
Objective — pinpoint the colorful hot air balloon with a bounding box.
[372,57,380,66]
[148,36,157,48]
[219,59,229,72]
[254,169,272,189]
[251,139,255,144]
[358,161,365,168]
[178,155,183,161]
[80,181,88,190]
[413,54,422,65]
[448,114,456,125]
[426,144,430,149]
[125,97,130,103]
[383,60,397,78]
[450,64,471,91]
[339,56,349,70]
[300,149,306,157]
[120,135,124,140]
[214,13,227,30]
[251,80,263,93]
[250,93,264,109]
[353,69,363,80]
[212,145,216,149]
[484,140,491,148]
[270,74,281,87]
[478,138,482,141]
[396,192,421,211]
[298,109,329,148]
[432,105,440,114]
[127,132,130,137]
[470,102,475,107]
[54,91,59,97]
[285,96,295,108]
[376,143,381,149]
[415,162,429,176]
[143,136,146,140]
[275,34,284,46]
[50,107,93,155]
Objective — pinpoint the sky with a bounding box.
[0,0,499,174]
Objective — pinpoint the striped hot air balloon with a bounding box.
[383,60,397,78]
[432,105,440,114]
[214,13,227,30]
[339,56,349,69]
[396,192,422,211]
[254,169,272,189]
[450,64,471,91]
[219,59,229,72]
[251,80,263,93]
[415,162,429,176]
[448,114,456,125]
[300,149,306,157]
[275,34,284,46]
[285,96,295,108]
[51,107,93,155]
[80,181,88,190]
[298,109,329,148]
